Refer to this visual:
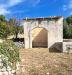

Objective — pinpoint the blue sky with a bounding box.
[0,0,72,19]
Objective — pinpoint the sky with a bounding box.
[0,0,72,19]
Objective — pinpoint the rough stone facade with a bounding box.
[63,39,72,53]
[23,16,63,49]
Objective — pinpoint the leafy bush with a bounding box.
[0,40,20,69]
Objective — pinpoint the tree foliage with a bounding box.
[63,15,72,39]
[8,18,24,38]
[66,16,72,24]
[1,15,72,39]
[0,15,23,39]
[0,15,8,38]
[0,15,5,22]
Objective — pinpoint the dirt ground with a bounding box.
[17,48,72,75]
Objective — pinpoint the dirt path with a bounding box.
[17,48,72,75]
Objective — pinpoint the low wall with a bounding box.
[63,39,72,53]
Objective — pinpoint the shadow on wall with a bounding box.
[49,42,62,53]
[32,28,48,48]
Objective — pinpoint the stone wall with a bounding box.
[63,39,72,53]
[23,16,63,49]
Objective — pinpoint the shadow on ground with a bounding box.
[12,38,24,42]
[49,42,62,53]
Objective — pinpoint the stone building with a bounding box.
[23,16,63,50]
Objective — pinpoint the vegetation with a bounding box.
[0,40,20,69]
[0,15,22,70]
[0,14,72,71]
[8,18,23,38]
[0,14,72,39]
[0,15,72,39]
[0,15,23,70]
[0,15,8,38]
[63,15,72,39]
[0,15,23,39]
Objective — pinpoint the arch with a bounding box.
[30,27,48,48]
[24,17,63,49]
[30,26,48,32]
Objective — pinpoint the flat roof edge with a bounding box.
[23,16,63,21]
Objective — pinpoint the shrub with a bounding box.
[0,40,20,69]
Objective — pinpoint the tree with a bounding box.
[66,16,72,24]
[8,18,16,35]
[0,15,8,38]
[64,16,72,39]
[8,18,24,39]
[63,19,68,38]
[0,15,5,22]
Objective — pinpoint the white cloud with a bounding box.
[63,5,67,11]
[70,11,72,15]
[63,0,72,10]
[68,0,72,9]
[0,7,10,15]
[0,0,41,15]
[8,0,24,7]
[0,0,24,15]
[32,0,41,7]
[63,0,72,15]
[0,4,10,15]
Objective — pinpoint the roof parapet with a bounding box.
[24,16,63,21]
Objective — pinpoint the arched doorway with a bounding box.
[31,28,48,48]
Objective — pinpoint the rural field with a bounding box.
[16,48,72,75]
